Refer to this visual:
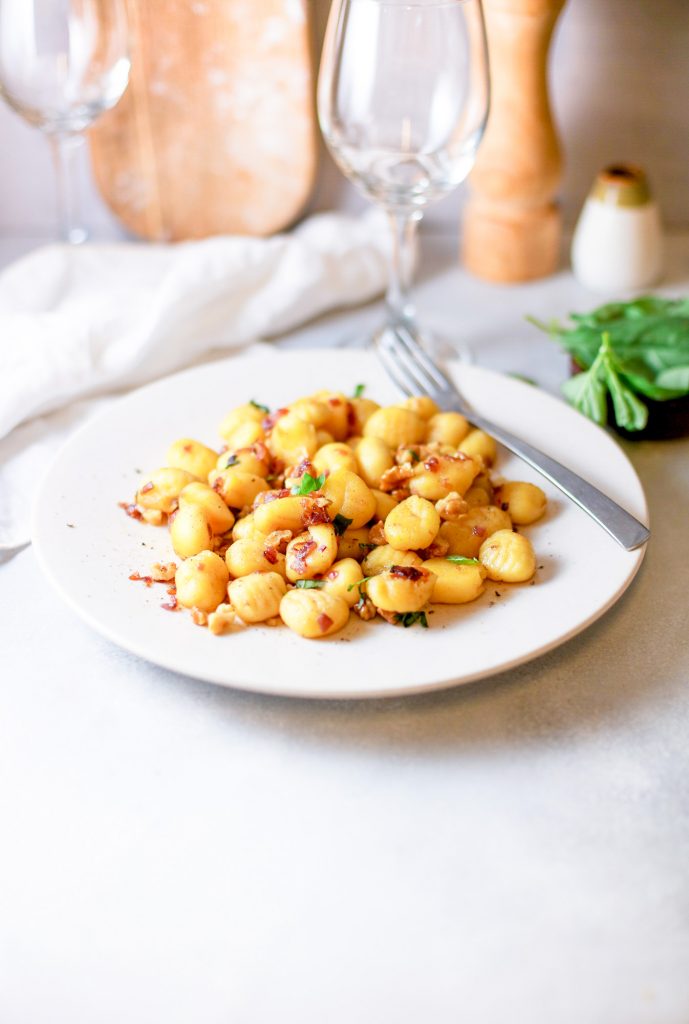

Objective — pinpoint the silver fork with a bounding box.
[375,323,650,551]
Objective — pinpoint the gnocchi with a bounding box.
[124,383,547,639]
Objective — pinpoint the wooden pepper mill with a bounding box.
[462,0,567,282]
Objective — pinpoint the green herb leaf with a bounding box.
[332,513,353,536]
[529,297,689,428]
[294,579,325,589]
[347,574,376,593]
[290,471,326,496]
[407,448,420,463]
[562,366,608,426]
[445,555,481,566]
[395,611,429,628]
[508,372,537,387]
[353,384,366,398]
[224,454,239,469]
[249,399,270,414]
[358,542,376,552]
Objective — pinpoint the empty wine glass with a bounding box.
[318,0,490,346]
[0,0,130,244]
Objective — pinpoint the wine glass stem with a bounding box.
[49,132,88,245]
[386,210,420,325]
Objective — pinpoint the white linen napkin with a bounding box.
[0,211,389,551]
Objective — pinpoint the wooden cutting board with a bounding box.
[89,0,317,241]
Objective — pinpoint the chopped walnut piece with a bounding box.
[207,603,235,635]
[141,509,165,526]
[191,607,208,627]
[419,538,450,559]
[353,595,376,621]
[368,520,387,546]
[377,608,399,625]
[379,464,414,493]
[435,491,468,522]
[211,532,233,558]
[150,561,177,582]
[390,486,411,503]
[265,529,292,553]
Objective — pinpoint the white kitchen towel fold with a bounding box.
[0,210,389,550]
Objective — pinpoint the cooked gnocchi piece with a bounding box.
[124,384,547,639]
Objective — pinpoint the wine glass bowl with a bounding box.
[0,0,130,242]
[318,0,489,331]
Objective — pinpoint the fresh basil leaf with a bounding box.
[332,514,353,536]
[562,368,608,426]
[600,343,649,431]
[446,555,480,566]
[353,384,366,398]
[290,471,326,496]
[249,399,270,414]
[407,448,420,463]
[347,574,376,593]
[294,580,325,589]
[358,542,376,552]
[395,611,428,628]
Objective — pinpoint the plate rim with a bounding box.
[31,348,649,700]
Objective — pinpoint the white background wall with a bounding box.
[0,0,687,241]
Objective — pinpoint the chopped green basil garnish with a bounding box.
[295,579,325,589]
[395,611,428,628]
[358,542,376,552]
[353,384,366,398]
[290,471,326,496]
[249,399,270,414]
[446,555,480,566]
[332,513,353,536]
[407,449,420,463]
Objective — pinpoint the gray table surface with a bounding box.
[2,231,688,1024]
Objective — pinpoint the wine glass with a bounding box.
[0,0,130,244]
[318,0,490,348]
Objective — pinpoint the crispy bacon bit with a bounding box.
[472,525,487,537]
[292,538,317,572]
[263,546,279,565]
[317,612,333,632]
[140,481,154,493]
[390,565,424,581]
[346,402,356,429]
[182,443,192,453]
[301,502,331,527]
[501,502,509,511]
[150,561,177,582]
[262,407,289,431]
[328,397,342,407]
[161,595,179,611]
[424,456,440,472]
[119,502,143,520]
[129,572,154,587]
[191,607,208,627]
[265,529,292,553]
[166,585,177,595]
[368,520,386,546]
[254,488,291,508]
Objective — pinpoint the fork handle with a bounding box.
[464,409,650,551]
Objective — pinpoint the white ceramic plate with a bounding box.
[32,349,648,699]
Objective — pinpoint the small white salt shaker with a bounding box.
[571,164,663,293]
